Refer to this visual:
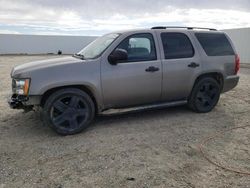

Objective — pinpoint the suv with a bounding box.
[8,26,240,135]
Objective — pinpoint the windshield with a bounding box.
[77,33,120,59]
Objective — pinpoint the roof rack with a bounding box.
[151,26,217,31]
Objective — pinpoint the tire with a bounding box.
[188,77,220,113]
[42,88,95,135]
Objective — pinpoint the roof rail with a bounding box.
[151,26,217,31]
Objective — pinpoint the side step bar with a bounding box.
[101,100,187,115]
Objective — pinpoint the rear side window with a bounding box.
[195,33,235,56]
[161,33,194,59]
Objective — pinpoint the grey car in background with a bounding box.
[9,26,240,135]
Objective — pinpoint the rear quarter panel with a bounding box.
[189,31,236,79]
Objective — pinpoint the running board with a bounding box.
[101,100,187,115]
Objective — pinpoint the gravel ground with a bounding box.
[0,55,250,188]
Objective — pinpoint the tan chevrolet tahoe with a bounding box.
[8,26,240,135]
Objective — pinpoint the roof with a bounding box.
[108,26,221,35]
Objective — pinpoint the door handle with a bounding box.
[188,62,200,68]
[145,66,159,72]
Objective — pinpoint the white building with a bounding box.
[0,34,97,55]
[0,28,249,64]
[223,28,250,64]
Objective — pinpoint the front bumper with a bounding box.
[8,94,41,110]
[8,94,29,109]
[222,75,240,93]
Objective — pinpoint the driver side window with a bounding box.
[115,33,157,63]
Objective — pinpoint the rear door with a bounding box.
[157,31,201,101]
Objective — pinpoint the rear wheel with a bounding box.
[43,88,95,135]
[188,77,220,113]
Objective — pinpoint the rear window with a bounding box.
[161,33,194,59]
[195,33,235,56]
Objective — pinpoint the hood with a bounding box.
[11,56,82,78]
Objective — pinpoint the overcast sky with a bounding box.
[0,0,250,36]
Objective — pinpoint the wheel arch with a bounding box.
[40,85,100,113]
[191,72,224,93]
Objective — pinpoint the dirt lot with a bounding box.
[0,55,250,188]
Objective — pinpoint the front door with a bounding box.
[101,33,162,108]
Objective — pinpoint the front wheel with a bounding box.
[43,88,95,135]
[188,77,221,113]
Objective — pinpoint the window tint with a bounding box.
[161,33,194,59]
[115,33,157,62]
[195,33,235,56]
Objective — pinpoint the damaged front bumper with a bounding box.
[8,94,41,111]
[8,94,30,109]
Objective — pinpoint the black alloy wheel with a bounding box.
[43,88,95,135]
[188,77,220,113]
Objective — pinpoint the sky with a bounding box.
[0,0,250,36]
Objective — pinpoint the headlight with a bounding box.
[12,78,30,96]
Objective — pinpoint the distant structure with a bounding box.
[0,28,249,64]
[0,34,97,55]
[223,28,250,64]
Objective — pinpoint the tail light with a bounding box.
[235,54,240,74]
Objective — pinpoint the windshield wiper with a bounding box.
[73,53,85,60]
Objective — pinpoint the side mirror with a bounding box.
[108,49,128,65]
